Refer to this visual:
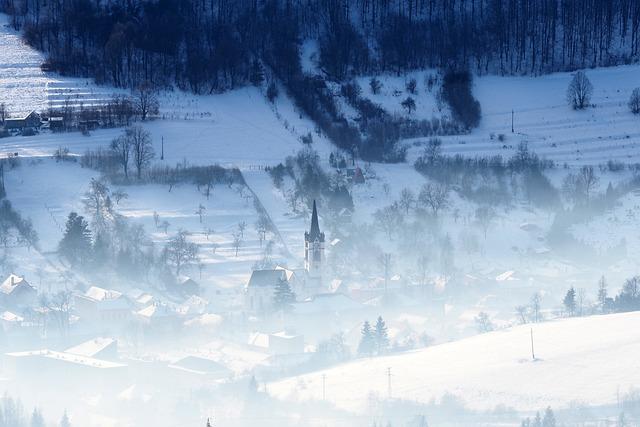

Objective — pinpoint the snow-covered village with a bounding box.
[1,1,640,426]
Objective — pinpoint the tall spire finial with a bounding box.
[309,200,321,240]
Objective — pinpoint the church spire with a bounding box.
[309,200,321,241]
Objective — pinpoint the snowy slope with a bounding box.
[419,65,640,166]
[269,312,640,413]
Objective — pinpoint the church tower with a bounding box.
[304,200,324,281]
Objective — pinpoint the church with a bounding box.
[244,200,325,314]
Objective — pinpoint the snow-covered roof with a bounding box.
[293,293,362,314]
[65,337,116,358]
[168,355,231,376]
[0,274,34,295]
[247,269,287,288]
[137,303,177,319]
[0,311,23,322]
[84,286,122,301]
[6,349,125,369]
[247,332,270,349]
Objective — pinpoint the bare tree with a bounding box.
[578,165,599,201]
[418,183,449,216]
[128,125,154,179]
[164,230,198,275]
[110,134,132,178]
[133,82,159,120]
[530,292,542,323]
[629,88,640,114]
[474,206,495,240]
[112,189,128,205]
[515,305,529,324]
[255,216,269,247]
[398,188,415,214]
[232,231,242,257]
[566,71,593,110]
[401,96,416,114]
[196,204,206,223]
[238,221,247,238]
[160,220,170,234]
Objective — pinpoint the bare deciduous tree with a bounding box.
[127,125,154,179]
[164,230,198,275]
[566,71,593,110]
[418,183,449,216]
[134,82,159,120]
[629,88,640,114]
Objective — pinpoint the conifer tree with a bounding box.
[58,212,92,265]
[563,287,576,316]
[60,410,71,427]
[30,408,44,427]
[542,407,555,427]
[357,320,375,356]
[374,316,390,355]
[598,276,608,313]
[273,278,296,312]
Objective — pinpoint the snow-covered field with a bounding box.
[420,66,640,166]
[269,312,640,413]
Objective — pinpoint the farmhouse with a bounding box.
[0,274,37,308]
[3,111,41,130]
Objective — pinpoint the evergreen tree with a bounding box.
[272,278,295,312]
[357,320,375,356]
[542,407,555,427]
[60,410,71,427]
[374,316,390,355]
[206,417,213,427]
[58,212,92,265]
[563,287,576,316]
[532,411,542,427]
[598,276,608,313]
[30,408,44,427]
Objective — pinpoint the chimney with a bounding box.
[10,276,14,287]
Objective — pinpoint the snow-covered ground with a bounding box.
[413,65,640,166]
[269,312,640,414]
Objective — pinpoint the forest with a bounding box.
[1,0,639,93]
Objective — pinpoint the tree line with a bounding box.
[2,0,640,94]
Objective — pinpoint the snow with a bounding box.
[269,312,640,413]
[409,65,640,166]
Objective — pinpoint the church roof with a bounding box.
[247,270,287,288]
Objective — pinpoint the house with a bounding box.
[175,276,200,296]
[245,269,288,313]
[64,337,118,360]
[74,286,133,324]
[268,331,305,355]
[48,116,64,131]
[4,111,41,130]
[168,355,231,378]
[0,274,36,308]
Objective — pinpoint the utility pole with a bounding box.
[387,367,392,399]
[322,374,326,401]
[382,253,391,294]
[511,110,515,133]
[530,327,535,360]
[161,136,164,160]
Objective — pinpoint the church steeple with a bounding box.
[304,200,324,281]
[308,200,322,242]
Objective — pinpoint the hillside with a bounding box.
[269,312,640,414]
